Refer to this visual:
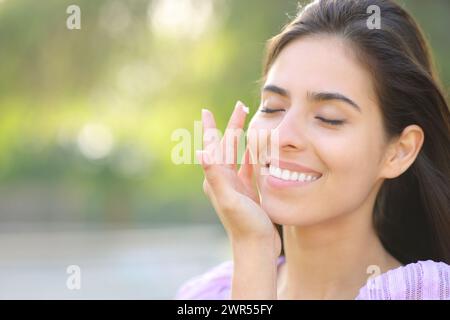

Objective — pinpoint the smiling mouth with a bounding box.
[264,163,323,183]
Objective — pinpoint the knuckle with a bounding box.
[219,192,239,213]
[204,168,221,187]
[221,202,235,214]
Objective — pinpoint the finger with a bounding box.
[196,150,232,198]
[237,147,252,181]
[223,101,249,167]
[237,148,253,189]
[202,108,221,165]
[237,147,259,203]
[226,101,249,130]
[246,130,261,172]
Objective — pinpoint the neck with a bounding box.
[277,198,402,300]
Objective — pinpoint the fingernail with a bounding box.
[237,101,249,114]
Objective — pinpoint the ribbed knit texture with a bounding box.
[175,257,450,300]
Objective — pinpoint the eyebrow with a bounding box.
[262,84,361,112]
[262,84,290,98]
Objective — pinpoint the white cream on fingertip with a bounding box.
[236,100,249,114]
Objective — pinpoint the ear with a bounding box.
[380,125,424,179]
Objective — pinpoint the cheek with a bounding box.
[313,125,384,191]
[247,115,275,135]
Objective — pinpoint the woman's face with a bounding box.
[248,35,388,226]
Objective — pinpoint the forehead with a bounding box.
[265,35,377,103]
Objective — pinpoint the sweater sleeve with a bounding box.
[174,261,233,300]
[355,260,450,300]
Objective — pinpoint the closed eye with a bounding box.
[260,108,286,114]
[315,116,345,126]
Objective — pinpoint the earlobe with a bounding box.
[381,125,424,179]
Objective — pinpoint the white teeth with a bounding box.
[269,165,275,176]
[281,169,290,180]
[290,172,298,181]
[275,167,282,178]
[268,165,320,182]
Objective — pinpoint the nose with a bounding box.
[272,108,308,152]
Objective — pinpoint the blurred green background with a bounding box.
[0,0,448,298]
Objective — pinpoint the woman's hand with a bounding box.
[196,101,282,299]
[196,101,281,256]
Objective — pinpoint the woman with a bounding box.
[176,0,450,300]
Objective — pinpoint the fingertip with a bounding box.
[201,108,209,120]
[237,101,249,115]
[202,108,217,124]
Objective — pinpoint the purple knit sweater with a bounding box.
[175,257,450,300]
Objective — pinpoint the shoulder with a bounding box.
[175,260,233,300]
[356,260,450,300]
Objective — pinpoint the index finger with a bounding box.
[223,101,249,166]
[226,101,249,131]
[202,108,221,162]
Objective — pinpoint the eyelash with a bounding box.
[260,108,345,126]
[260,108,285,114]
[315,116,345,126]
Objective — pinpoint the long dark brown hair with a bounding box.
[265,0,450,265]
